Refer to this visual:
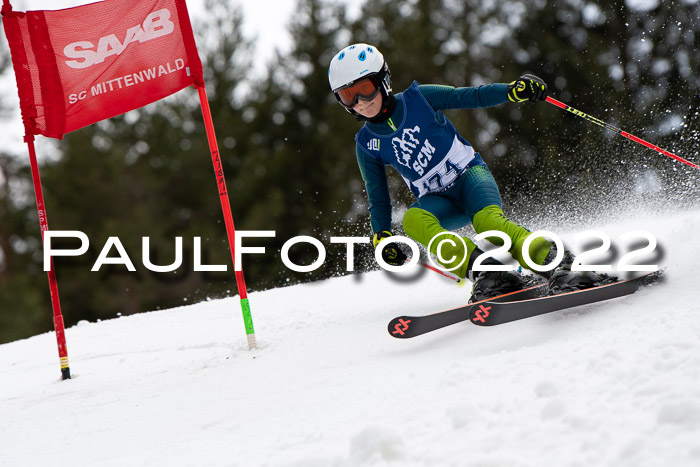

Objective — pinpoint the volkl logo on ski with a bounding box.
[392,318,411,336]
[472,304,491,323]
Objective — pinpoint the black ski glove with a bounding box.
[507,74,548,103]
[373,230,408,267]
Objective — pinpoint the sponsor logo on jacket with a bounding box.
[392,125,436,176]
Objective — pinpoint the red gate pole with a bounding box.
[195,85,257,350]
[25,135,71,380]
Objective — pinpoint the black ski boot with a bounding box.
[542,247,617,295]
[468,249,543,303]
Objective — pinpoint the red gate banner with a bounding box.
[2,0,204,139]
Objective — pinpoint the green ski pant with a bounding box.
[402,205,552,279]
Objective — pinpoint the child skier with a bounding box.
[328,43,614,301]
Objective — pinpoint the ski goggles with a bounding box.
[336,77,380,108]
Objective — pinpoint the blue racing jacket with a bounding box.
[355,81,509,233]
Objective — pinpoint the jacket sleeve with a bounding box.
[356,145,392,234]
[418,83,509,110]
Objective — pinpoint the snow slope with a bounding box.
[2,209,700,467]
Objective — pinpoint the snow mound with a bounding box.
[1,210,700,467]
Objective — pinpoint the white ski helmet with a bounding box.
[328,43,393,119]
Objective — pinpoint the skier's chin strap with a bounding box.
[354,93,396,123]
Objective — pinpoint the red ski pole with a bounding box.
[419,261,467,287]
[545,96,699,170]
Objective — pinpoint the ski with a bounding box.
[468,270,664,326]
[388,270,663,338]
[388,282,548,338]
